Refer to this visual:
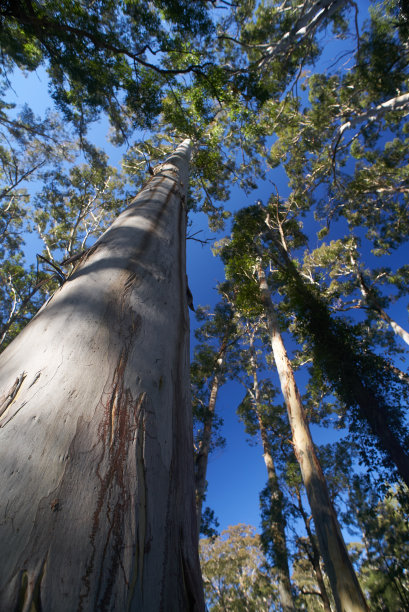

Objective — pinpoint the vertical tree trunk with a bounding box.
[296,489,333,612]
[0,140,205,611]
[248,339,295,612]
[257,264,368,612]
[194,344,226,534]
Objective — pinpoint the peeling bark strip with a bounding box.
[0,371,26,420]
[0,140,205,611]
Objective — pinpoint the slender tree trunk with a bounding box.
[0,140,205,611]
[261,444,295,612]
[194,344,226,534]
[257,264,368,612]
[248,339,295,612]
[296,489,333,612]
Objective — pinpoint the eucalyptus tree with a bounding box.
[1,1,405,606]
[1,0,216,137]
[0,147,128,351]
[221,203,368,611]
[0,107,76,349]
[277,451,334,612]
[247,1,409,487]
[236,195,409,486]
[138,0,359,229]
[344,479,409,611]
[232,321,296,612]
[266,1,409,265]
[290,494,333,611]
[200,524,278,612]
[0,141,205,611]
[280,247,409,489]
[32,149,129,259]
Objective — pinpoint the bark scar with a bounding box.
[0,372,27,423]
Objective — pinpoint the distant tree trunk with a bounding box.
[295,489,333,612]
[248,337,295,612]
[0,140,205,611]
[257,264,368,612]
[194,342,226,535]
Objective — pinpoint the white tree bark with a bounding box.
[333,92,409,150]
[257,263,368,612]
[246,333,295,612]
[259,0,346,70]
[0,140,205,611]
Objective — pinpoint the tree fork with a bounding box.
[0,140,205,611]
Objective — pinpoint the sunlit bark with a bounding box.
[247,335,295,611]
[0,140,205,611]
[257,263,368,612]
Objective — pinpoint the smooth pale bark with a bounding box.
[0,140,205,611]
[295,489,332,612]
[385,363,409,386]
[335,92,409,142]
[248,339,295,612]
[257,265,368,612]
[194,343,226,534]
[259,0,346,70]
[357,271,409,347]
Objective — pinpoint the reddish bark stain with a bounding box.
[78,342,146,611]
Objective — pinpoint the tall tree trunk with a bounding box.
[257,264,368,612]
[0,140,205,611]
[248,337,295,612]
[194,343,226,535]
[295,489,333,612]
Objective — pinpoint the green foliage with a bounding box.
[356,3,408,98]
[346,479,409,610]
[32,152,128,259]
[0,257,52,350]
[1,0,215,136]
[200,506,220,539]
[200,524,277,611]
[2,1,409,605]
[0,104,76,349]
[281,260,409,484]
